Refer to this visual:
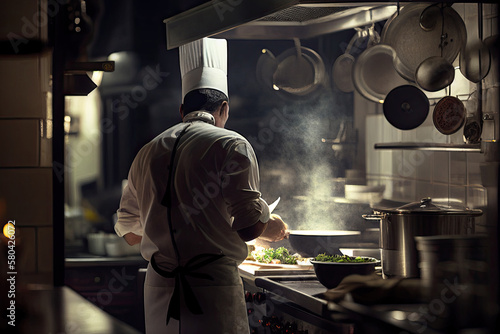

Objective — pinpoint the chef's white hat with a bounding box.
[179,37,228,101]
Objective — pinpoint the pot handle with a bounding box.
[362,214,383,221]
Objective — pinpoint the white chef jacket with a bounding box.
[115,116,269,267]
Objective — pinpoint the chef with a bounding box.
[114,37,289,334]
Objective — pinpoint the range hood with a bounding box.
[163,0,398,49]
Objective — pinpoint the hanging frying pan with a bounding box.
[332,32,359,93]
[352,44,410,103]
[383,85,430,130]
[256,48,278,90]
[332,25,380,93]
[432,96,466,135]
[381,3,466,82]
[273,39,326,97]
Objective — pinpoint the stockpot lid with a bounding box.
[373,197,483,216]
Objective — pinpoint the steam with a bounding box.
[259,94,360,231]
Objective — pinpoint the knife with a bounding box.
[268,197,280,213]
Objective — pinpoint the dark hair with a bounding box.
[183,89,228,114]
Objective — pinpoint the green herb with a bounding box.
[251,247,299,265]
[314,254,376,263]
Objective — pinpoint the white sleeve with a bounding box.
[258,198,271,224]
[221,139,270,230]
[115,178,143,237]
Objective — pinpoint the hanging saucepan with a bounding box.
[383,85,430,130]
[273,39,326,97]
[332,32,359,93]
[352,44,411,103]
[463,90,483,144]
[256,48,278,91]
[381,2,466,82]
[433,96,466,135]
[332,24,380,93]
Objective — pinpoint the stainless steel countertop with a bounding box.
[65,253,147,267]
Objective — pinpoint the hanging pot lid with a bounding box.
[373,197,483,215]
[381,3,466,82]
[383,85,429,130]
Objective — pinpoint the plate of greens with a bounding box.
[245,246,313,268]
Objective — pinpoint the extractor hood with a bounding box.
[163,0,398,49]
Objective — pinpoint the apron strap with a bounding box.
[150,252,225,324]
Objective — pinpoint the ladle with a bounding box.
[459,3,491,83]
[415,56,455,92]
[415,3,455,92]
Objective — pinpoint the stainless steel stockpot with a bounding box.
[363,198,482,278]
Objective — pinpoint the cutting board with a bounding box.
[239,261,315,276]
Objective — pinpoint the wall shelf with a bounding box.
[374,142,483,152]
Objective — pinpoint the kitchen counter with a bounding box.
[64,253,148,332]
[7,286,141,334]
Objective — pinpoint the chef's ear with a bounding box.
[220,101,229,118]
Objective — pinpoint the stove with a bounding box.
[240,269,354,333]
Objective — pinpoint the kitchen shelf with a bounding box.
[374,142,482,152]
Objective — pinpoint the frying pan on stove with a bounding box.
[288,230,361,257]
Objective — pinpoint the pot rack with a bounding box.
[373,141,500,155]
[163,1,399,49]
[163,1,495,50]
[374,142,482,151]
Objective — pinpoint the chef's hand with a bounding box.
[123,232,142,246]
[258,214,289,242]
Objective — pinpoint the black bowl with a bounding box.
[311,258,379,289]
